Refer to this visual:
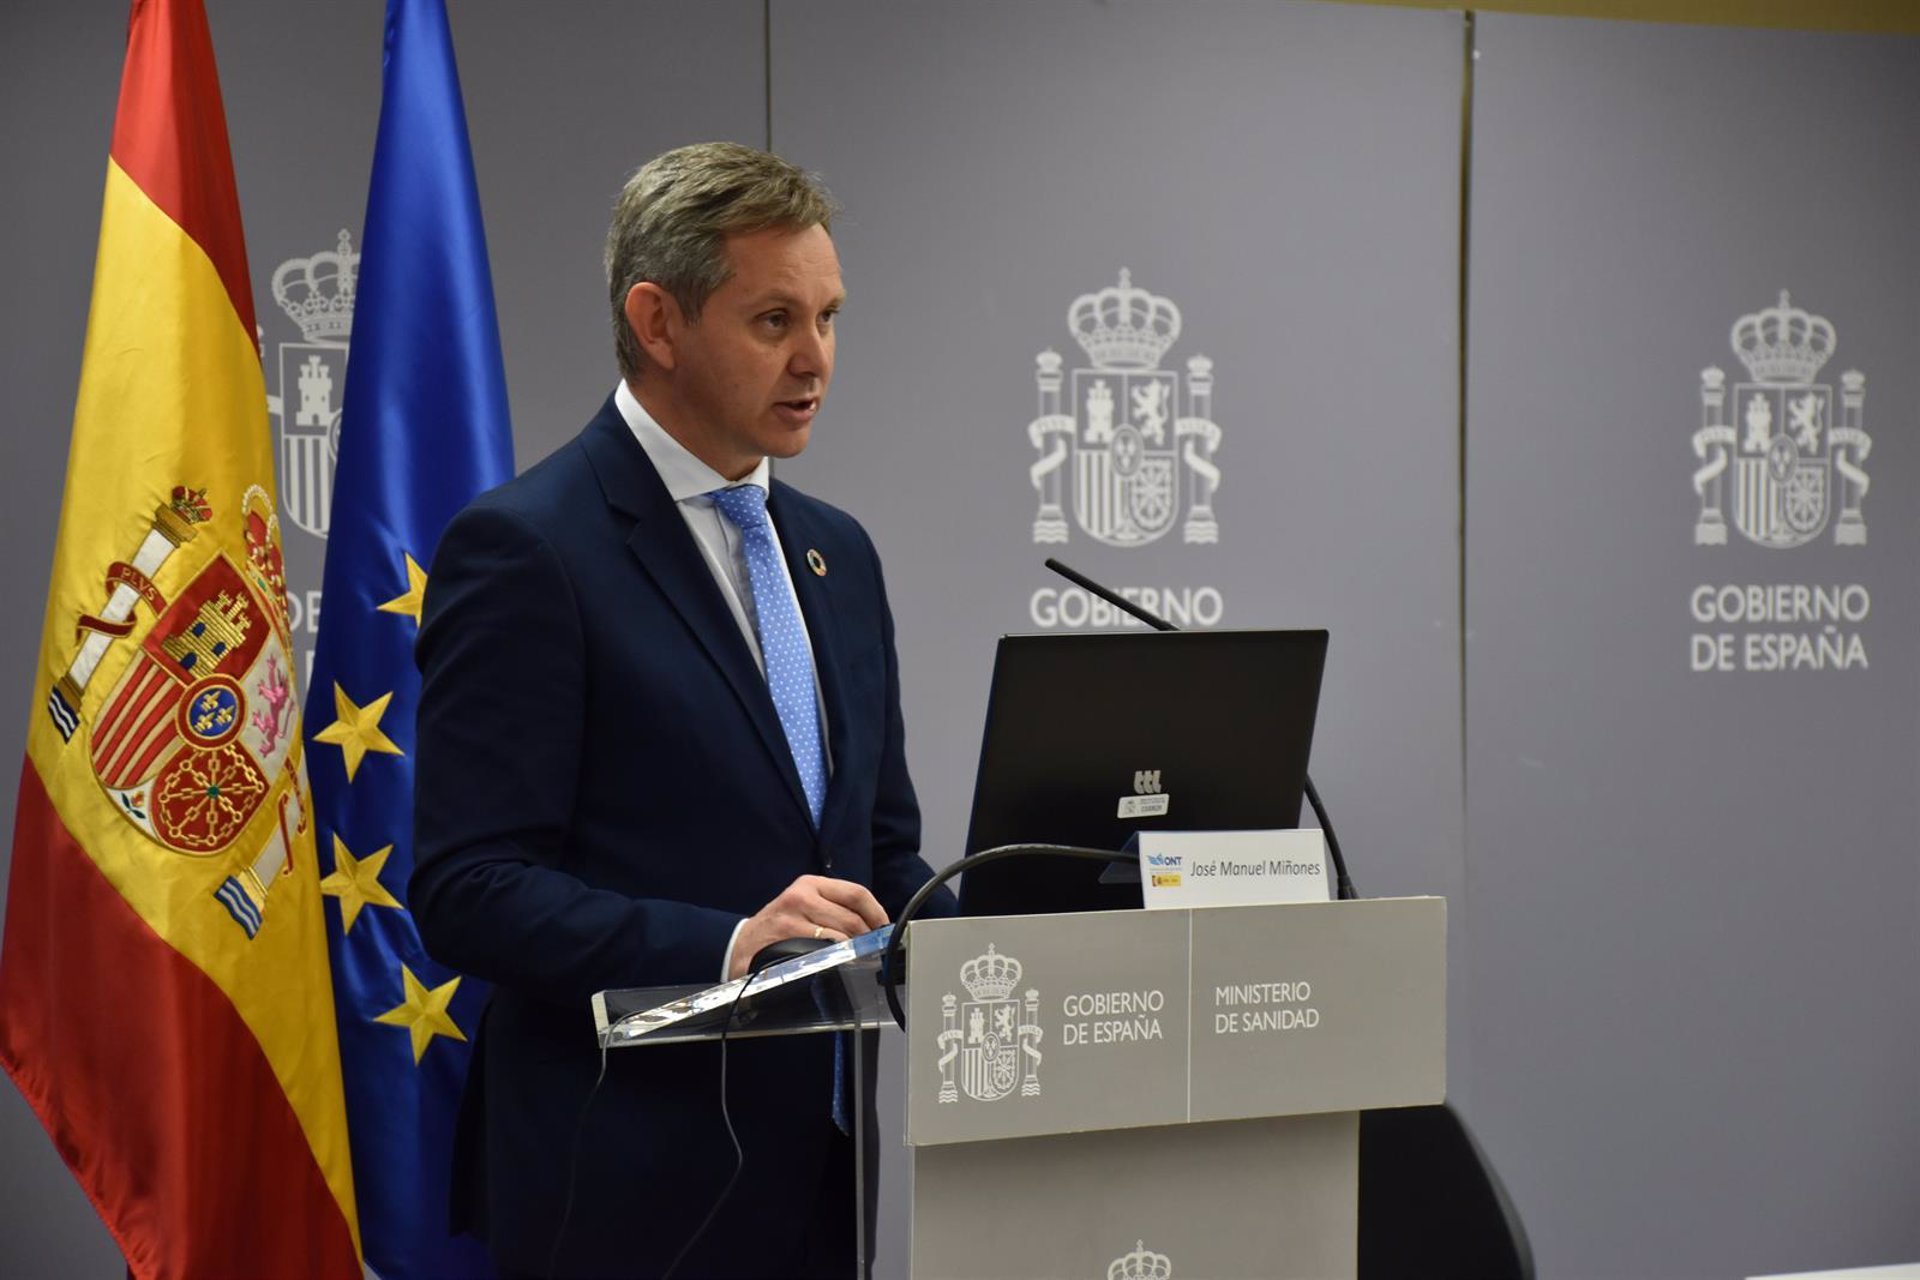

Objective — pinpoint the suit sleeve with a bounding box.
[860,527,958,923]
[409,502,740,1003]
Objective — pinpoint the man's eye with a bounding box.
[761,311,789,330]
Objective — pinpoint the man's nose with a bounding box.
[789,327,829,378]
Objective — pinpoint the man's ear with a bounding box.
[623,282,680,373]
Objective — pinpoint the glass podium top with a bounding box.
[591,926,900,1048]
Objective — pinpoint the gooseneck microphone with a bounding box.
[880,842,1133,1031]
[1042,557,1359,902]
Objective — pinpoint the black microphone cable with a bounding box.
[658,970,759,1280]
[546,1015,621,1279]
[546,966,762,1280]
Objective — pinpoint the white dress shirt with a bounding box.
[613,381,829,977]
[614,380,819,677]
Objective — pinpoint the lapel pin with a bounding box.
[806,548,827,577]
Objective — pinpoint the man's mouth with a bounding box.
[775,396,820,421]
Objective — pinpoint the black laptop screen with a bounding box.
[956,629,1328,918]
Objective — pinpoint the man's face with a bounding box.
[668,223,844,480]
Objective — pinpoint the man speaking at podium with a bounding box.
[411,142,952,1278]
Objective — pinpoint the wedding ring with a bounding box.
[813,925,824,939]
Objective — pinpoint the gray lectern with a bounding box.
[595,896,1445,1279]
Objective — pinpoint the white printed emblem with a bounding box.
[1028,270,1223,547]
[264,230,360,541]
[936,945,1043,1103]
[1108,1240,1174,1280]
[1692,291,1871,549]
[1118,768,1170,819]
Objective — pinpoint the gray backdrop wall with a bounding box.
[0,3,1914,1278]
[1464,15,1920,1278]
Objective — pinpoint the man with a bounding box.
[411,142,953,1279]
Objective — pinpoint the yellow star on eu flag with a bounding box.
[319,835,403,934]
[312,683,404,782]
[375,964,467,1064]
[376,551,429,625]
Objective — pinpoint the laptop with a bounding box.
[956,629,1329,918]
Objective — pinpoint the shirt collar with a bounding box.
[613,379,770,503]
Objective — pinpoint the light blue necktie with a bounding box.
[708,485,827,826]
[709,484,849,1132]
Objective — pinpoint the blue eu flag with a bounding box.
[305,1,512,1275]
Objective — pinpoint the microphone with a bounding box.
[1042,558,1358,901]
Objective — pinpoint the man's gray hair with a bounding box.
[606,141,838,381]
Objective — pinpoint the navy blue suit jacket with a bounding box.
[411,397,951,1277]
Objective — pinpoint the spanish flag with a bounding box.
[0,2,360,1275]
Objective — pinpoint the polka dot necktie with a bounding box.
[711,484,846,1131]
[708,484,826,826]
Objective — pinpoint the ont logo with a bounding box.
[1133,770,1162,795]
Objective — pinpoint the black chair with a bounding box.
[1359,1103,1535,1280]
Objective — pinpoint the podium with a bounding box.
[594,896,1445,1279]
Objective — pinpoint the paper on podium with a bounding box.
[591,925,900,1048]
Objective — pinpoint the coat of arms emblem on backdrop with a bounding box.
[1692,291,1871,549]
[265,230,359,542]
[1028,270,1224,548]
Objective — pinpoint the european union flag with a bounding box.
[305,1,512,1275]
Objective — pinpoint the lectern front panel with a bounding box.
[912,1112,1358,1280]
[905,899,1446,1146]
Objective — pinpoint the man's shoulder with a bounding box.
[453,401,625,536]
[467,434,589,521]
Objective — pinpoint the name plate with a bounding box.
[1137,829,1331,909]
[905,897,1445,1146]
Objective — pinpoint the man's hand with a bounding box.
[729,875,889,980]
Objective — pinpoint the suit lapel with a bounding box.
[770,485,856,840]
[579,403,814,827]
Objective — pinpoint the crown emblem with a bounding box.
[169,485,212,525]
[272,229,359,344]
[1069,269,1182,370]
[1108,1240,1173,1280]
[958,945,1022,1001]
[1731,290,1835,384]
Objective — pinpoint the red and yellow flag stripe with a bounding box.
[0,2,359,1276]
